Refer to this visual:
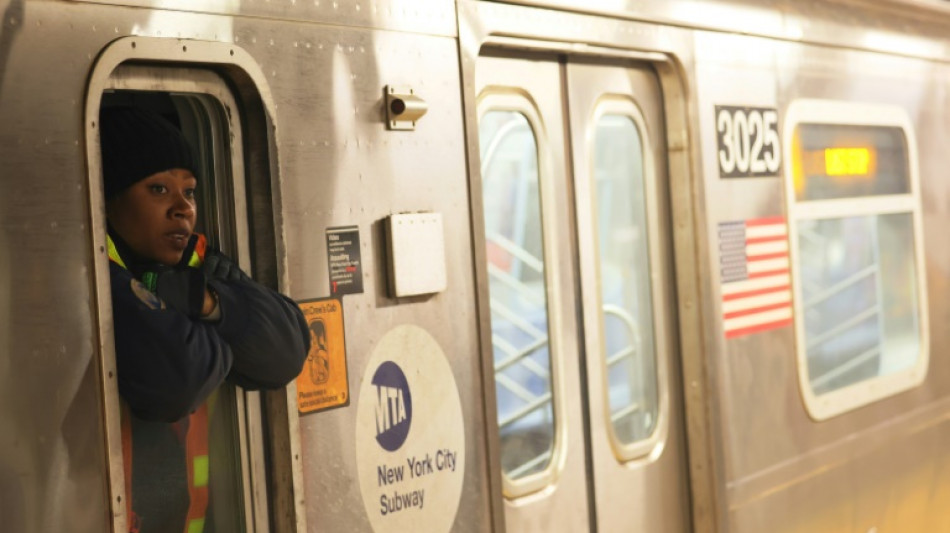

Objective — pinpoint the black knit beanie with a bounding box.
[99,106,198,199]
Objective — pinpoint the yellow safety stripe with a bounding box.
[106,235,127,269]
[193,455,209,488]
[187,251,202,268]
[187,517,206,533]
[106,234,201,270]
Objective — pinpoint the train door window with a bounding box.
[784,100,929,420]
[590,104,659,452]
[97,67,261,531]
[478,103,560,490]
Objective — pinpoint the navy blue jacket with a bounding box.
[110,261,310,423]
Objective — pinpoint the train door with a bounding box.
[566,59,691,533]
[475,52,690,532]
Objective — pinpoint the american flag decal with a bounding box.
[719,216,793,339]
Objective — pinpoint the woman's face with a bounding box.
[106,168,198,266]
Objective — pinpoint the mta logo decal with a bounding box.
[373,361,412,452]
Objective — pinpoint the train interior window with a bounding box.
[592,113,659,448]
[795,214,919,393]
[785,101,928,419]
[478,110,558,482]
[100,90,247,531]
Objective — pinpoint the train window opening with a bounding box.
[591,111,660,450]
[478,108,559,489]
[784,100,929,420]
[99,86,250,532]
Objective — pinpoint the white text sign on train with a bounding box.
[715,106,782,178]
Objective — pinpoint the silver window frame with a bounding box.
[476,91,569,499]
[84,37,305,533]
[782,99,930,421]
[587,97,671,462]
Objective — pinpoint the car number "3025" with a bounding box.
[715,106,781,178]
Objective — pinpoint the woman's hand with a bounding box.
[203,249,250,282]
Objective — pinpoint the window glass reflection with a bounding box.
[593,114,658,446]
[797,214,920,394]
[479,110,556,479]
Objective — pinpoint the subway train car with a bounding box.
[2,0,950,531]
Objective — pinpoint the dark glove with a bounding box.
[203,248,251,282]
[146,267,208,318]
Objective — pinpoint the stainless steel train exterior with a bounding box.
[2,0,950,532]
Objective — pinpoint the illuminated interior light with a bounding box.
[824,147,873,176]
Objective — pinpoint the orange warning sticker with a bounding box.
[296,297,349,414]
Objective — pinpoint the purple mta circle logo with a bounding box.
[372,361,412,452]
